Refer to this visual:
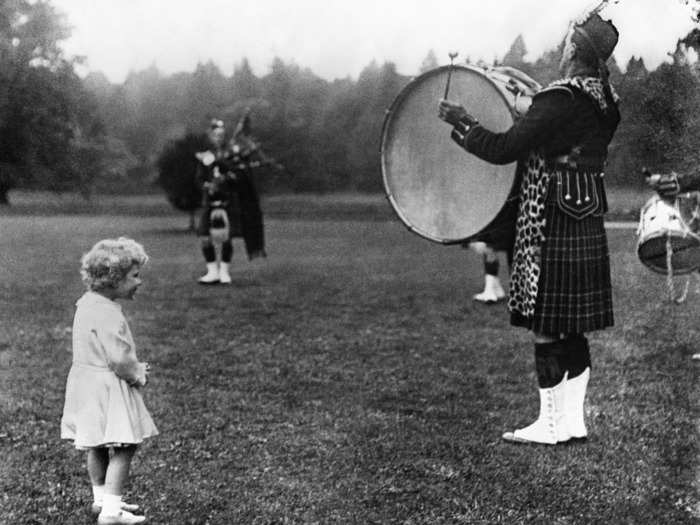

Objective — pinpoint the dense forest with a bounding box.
[0,0,699,205]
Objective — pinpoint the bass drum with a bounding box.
[381,65,539,244]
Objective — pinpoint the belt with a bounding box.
[549,154,605,171]
[72,361,111,371]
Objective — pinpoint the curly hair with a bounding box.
[80,237,149,291]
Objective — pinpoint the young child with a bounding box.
[61,237,158,525]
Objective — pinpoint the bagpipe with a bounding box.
[193,110,287,252]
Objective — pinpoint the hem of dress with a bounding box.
[62,435,157,450]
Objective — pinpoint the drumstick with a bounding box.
[443,51,459,99]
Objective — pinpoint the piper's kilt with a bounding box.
[196,201,242,239]
[510,201,613,335]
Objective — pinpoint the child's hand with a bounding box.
[143,362,152,386]
[134,362,150,387]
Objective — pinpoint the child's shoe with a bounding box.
[91,502,140,515]
[97,509,146,524]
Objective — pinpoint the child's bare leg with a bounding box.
[104,445,138,495]
[87,447,109,510]
[87,447,109,486]
[99,445,145,521]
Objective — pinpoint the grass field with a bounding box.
[0,193,698,524]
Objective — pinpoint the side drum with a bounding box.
[637,193,700,274]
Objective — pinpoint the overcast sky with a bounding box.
[51,0,699,83]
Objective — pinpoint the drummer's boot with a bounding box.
[563,334,591,441]
[473,258,506,303]
[503,340,570,445]
[198,262,220,284]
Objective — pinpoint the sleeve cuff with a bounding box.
[450,118,478,148]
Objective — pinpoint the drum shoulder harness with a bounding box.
[533,85,575,102]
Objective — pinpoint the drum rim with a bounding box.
[637,230,700,275]
[380,64,520,244]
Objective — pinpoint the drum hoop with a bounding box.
[380,64,519,244]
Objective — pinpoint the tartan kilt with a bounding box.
[195,200,243,239]
[510,202,613,334]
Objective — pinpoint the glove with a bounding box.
[438,99,477,127]
[647,172,680,198]
[438,99,478,147]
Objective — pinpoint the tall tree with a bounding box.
[420,49,439,73]
[156,132,208,229]
[502,34,528,69]
[230,58,261,104]
[0,0,102,203]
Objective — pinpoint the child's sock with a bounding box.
[92,485,105,506]
[102,494,122,516]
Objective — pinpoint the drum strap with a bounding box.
[666,235,691,304]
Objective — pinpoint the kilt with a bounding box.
[196,201,242,239]
[510,200,613,335]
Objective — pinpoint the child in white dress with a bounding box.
[61,237,158,525]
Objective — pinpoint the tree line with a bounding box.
[0,0,698,205]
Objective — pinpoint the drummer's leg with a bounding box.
[561,333,591,440]
[198,236,220,284]
[503,332,570,444]
[694,272,700,360]
[219,239,233,285]
[472,243,506,303]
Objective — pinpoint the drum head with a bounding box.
[381,65,517,244]
[638,235,700,274]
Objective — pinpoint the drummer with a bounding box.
[648,169,700,361]
[439,9,620,444]
[467,242,507,304]
[466,208,516,304]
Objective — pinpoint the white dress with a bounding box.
[61,292,158,448]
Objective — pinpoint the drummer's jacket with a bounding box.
[679,171,700,193]
[451,80,620,220]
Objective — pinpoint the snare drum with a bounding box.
[637,193,700,274]
[380,65,540,244]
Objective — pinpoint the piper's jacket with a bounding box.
[196,147,266,259]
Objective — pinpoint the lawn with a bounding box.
[0,194,698,524]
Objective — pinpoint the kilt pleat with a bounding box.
[511,202,613,334]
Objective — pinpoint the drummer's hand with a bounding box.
[438,99,476,127]
[648,172,680,198]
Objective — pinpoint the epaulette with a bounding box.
[533,85,575,101]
